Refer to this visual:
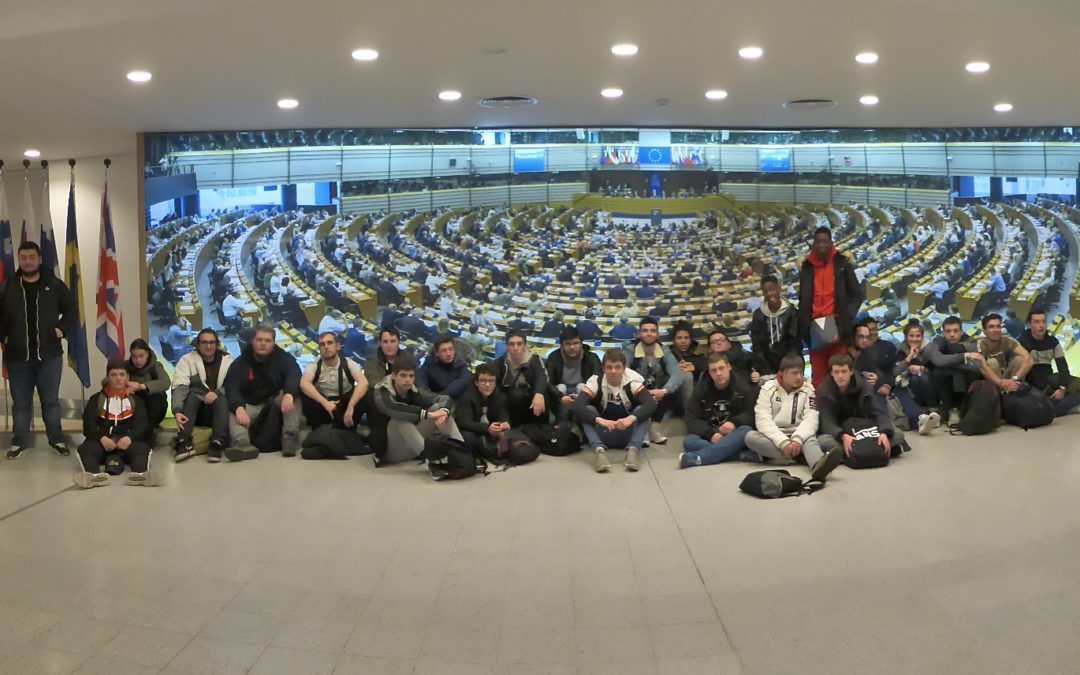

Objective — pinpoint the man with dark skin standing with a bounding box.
[799,227,863,387]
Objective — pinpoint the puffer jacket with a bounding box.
[753,377,819,449]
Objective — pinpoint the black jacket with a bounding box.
[369,377,452,459]
[544,345,602,400]
[797,250,863,345]
[685,374,757,440]
[816,373,896,440]
[0,270,77,362]
[491,354,548,397]
[750,300,801,374]
[454,385,510,436]
[83,389,151,443]
[854,340,898,388]
[223,344,301,413]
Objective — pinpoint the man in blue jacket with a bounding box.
[417,336,473,400]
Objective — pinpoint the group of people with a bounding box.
[4,221,1079,489]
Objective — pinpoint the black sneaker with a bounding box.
[207,440,224,463]
[174,440,195,463]
[6,445,25,460]
[429,463,449,481]
[225,446,259,462]
[50,442,70,457]
[810,447,844,482]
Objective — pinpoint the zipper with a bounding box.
[20,279,29,360]
[790,392,799,425]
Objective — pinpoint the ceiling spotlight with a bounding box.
[351,48,379,61]
[23,149,40,158]
[738,46,763,59]
[705,89,729,100]
[994,102,1013,112]
[438,90,462,101]
[126,70,152,83]
[276,98,299,109]
[611,43,638,56]
[855,52,878,64]
[859,95,879,106]
[601,88,624,98]
[966,61,990,73]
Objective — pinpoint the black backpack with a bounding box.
[843,417,890,469]
[1001,386,1055,431]
[739,470,824,499]
[950,380,1001,436]
[520,423,580,456]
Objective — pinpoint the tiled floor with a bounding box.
[1,416,1079,674]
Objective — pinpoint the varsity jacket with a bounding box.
[753,378,819,449]
[171,349,234,412]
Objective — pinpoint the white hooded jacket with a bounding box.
[753,377,819,448]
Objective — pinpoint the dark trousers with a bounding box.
[506,389,546,427]
[930,368,982,417]
[7,355,64,447]
[176,393,229,444]
[301,394,360,431]
[77,438,152,474]
[141,392,168,428]
[650,392,680,422]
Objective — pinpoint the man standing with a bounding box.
[171,328,233,462]
[624,317,685,445]
[544,326,601,424]
[798,227,863,387]
[750,275,800,377]
[222,325,302,461]
[416,336,473,400]
[571,349,655,473]
[299,332,368,430]
[679,353,757,469]
[0,242,76,459]
[492,329,548,426]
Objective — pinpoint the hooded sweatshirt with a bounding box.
[750,297,800,374]
[124,350,170,395]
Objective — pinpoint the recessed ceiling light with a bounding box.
[966,61,990,73]
[351,48,379,61]
[705,89,729,100]
[126,70,152,83]
[738,46,763,59]
[438,90,462,101]
[276,98,299,109]
[859,95,879,106]
[600,88,623,99]
[611,43,638,56]
[23,149,40,158]
[994,102,1013,112]
[855,52,878,64]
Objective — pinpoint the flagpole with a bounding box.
[71,159,85,415]
[0,158,6,432]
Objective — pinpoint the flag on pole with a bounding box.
[65,173,91,388]
[95,179,125,360]
[20,175,32,246]
[38,169,60,277]
[0,171,11,284]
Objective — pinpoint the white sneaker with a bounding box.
[917,414,931,435]
[927,412,941,431]
[648,425,668,445]
[594,449,611,473]
[625,447,641,472]
[73,472,110,489]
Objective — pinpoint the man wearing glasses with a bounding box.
[170,328,234,462]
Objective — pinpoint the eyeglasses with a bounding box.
[197,340,217,345]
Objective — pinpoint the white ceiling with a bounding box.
[1,0,1078,162]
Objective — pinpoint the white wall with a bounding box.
[0,152,140,401]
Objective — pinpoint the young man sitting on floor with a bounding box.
[679,353,757,469]
[571,348,656,473]
[816,352,906,460]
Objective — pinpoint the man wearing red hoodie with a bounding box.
[798,227,863,387]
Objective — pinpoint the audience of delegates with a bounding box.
[816,352,906,459]
[370,357,464,473]
[750,275,800,376]
[492,330,549,426]
[679,353,757,468]
[1019,309,1080,417]
[625,317,685,445]
[545,327,602,424]
[171,328,233,461]
[123,338,171,428]
[416,336,473,399]
[571,348,655,473]
[299,332,368,430]
[223,325,302,461]
[0,241,76,459]
[73,359,162,488]
[455,363,539,467]
[799,227,864,387]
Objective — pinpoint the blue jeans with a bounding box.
[8,355,64,447]
[680,426,752,467]
[581,417,648,451]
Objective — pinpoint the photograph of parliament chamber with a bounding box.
[2,1,1080,673]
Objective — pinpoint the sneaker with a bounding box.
[50,442,70,457]
[175,440,196,463]
[281,433,299,458]
[648,425,668,445]
[625,447,641,472]
[429,463,449,481]
[947,409,960,427]
[927,412,941,431]
[207,440,224,463]
[6,445,25,460]
[126,470,165,487]
[810,447,844,482]
[917,414,931,436]
[72,472,110,489]
[594,448,611,473]
[225,445,259,462]
[678,451,701,469]
[737,450,762,463]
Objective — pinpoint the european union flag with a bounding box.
[638,146,672,166]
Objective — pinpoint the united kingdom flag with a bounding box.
[95,181,125,360]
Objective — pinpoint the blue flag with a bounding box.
[64,175,91,388]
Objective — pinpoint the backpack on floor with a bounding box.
[520,423,580,456]
[496,429,542,466]
[739,470,824,499]
[950,380,1001,436]
[423,437,479,480]
[1001,386,1055,431]
[843,417,890,469]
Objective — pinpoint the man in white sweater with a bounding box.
[744,354,842,480]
